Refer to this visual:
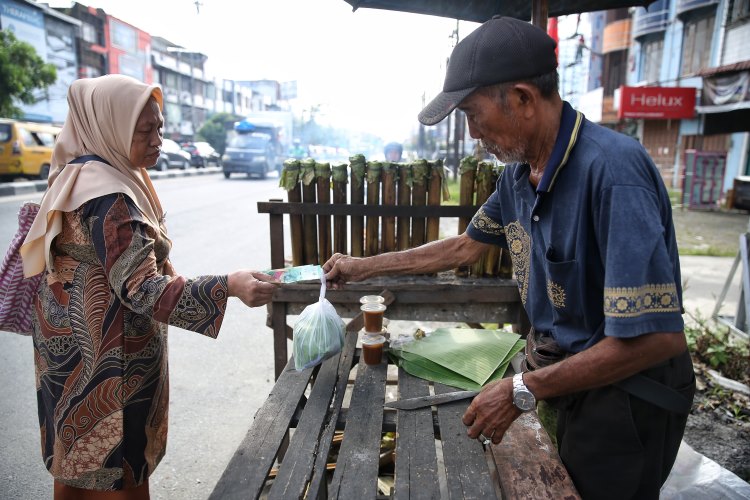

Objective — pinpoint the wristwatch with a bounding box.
[512,373,537,411]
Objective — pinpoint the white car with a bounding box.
[155,138,191,171]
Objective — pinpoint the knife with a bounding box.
[384,390,479,410]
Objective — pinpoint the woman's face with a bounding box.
[129,98,164,169]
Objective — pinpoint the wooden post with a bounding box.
[456,156,478,276]
[331,162,348,255]
[365,160,382,257]
[426,159,444,243]
[397,163,411,250]
[315,161,332,265]
[280,159,304,266]
[411,159,429,247]
[350,154,366,257]
[381,162,397,252]
[300,158,318,265]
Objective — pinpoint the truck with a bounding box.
[221,111,293,179]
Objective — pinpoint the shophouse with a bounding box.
[0,0,79,123]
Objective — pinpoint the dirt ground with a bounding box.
[671,208,750,482]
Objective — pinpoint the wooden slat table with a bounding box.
[210,321,579,499]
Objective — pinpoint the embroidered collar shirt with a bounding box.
[466,101,683,353]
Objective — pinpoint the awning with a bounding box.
[697,69,750,114]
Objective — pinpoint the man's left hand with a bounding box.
[462,377,521,445]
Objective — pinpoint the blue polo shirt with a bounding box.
[467,101,684,353]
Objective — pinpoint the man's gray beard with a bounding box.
[480,139,526,164]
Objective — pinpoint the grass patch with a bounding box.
[678,246,737,257]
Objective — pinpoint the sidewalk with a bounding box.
[0,166,222,197]
[680,254,741,320]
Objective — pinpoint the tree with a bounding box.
[197,112,240,154]
[0,31,57,119]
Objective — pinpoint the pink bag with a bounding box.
[0,202,43,336]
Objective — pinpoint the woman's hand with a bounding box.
[323,253,370,289]
[227,270,279,307]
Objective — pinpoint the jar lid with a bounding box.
[360,303,386,312]
[361,335,386,345]
[360,295,385,304]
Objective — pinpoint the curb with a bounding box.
[0,166,222,197]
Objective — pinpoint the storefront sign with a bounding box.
[617,86,696,119]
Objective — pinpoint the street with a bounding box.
[0,172,292,500]
[0,172,743,500]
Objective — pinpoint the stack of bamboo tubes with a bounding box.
[278,155,510,278]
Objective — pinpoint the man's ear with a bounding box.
[511,83,538,119]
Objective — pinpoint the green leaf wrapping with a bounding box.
[279,159,300,191]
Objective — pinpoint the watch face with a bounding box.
[514,390,536,411]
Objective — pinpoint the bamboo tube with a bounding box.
[457,156,478,235]
[455,156,478,276]
[472,161,498,276]
[315,161,332,265]
[381,162,397,252]
[300,158,318,265]
[396,163,412,250]
[280,159,303,266]
[494,164,514,279]
[426,159,444,243]
[410,159,429,247]
[350,154,366,257]
[365,160,383,257]
[331,162,348,255]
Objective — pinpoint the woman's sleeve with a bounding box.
[83,193,228,338]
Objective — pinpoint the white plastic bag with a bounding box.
[292,270,345,371]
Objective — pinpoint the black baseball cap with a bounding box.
[418,16,558,126]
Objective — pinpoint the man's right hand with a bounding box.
[323,253,370,289]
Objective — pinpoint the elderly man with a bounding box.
[324,16,695,499]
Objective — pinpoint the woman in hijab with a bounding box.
[21,74,278,499]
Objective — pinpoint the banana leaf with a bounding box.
[388,328,525,390]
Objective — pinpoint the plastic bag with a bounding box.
[292,270,345,371]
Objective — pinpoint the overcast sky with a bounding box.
[48,0,478,141]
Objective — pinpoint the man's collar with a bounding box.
[536,101,584,194]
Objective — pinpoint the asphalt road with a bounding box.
[0,171,294,500]
[0,171,743,499]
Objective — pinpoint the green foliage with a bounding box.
[196,112,240,154]
[684,311,750,384]
[0,31,57,118]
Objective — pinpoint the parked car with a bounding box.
[0,119,61,180]
[222,131,278,179]
[155,138,191,171]
[182,141,221,168]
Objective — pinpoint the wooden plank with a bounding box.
[490,412,581,500]
[272,303,288,380]
[393,369,440,499]
[257,201,481,218]
[268,335,351,499]
[328,346,388,498]
[434,383,498,499]
[268,200,286,270]
[209,357,314,500]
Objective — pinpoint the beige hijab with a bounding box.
[21,74,166,277]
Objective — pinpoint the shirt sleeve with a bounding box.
[84,193,228,338]
[466,182,507,248]
[595,184,684,338]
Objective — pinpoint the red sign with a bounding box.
[617,86,696,120]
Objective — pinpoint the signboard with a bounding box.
[617,86,696,119]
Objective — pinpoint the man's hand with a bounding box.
[322,253,370,289]
[462,377,521,445]
[227,270,278,307]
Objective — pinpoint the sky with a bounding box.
[48,0,481,142]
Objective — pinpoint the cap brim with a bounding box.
[418,87,476,126]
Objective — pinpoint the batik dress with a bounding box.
[32,192,228,490]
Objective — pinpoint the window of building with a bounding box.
[681,14,715,76]
[642,37,664,83]
[603,51,627,95]
[728,0,750,24]
[81,22,97,44]
[165,72,178,90]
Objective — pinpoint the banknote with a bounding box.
[261,264,323,284]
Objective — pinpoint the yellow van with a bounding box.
[0,119,61,180]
